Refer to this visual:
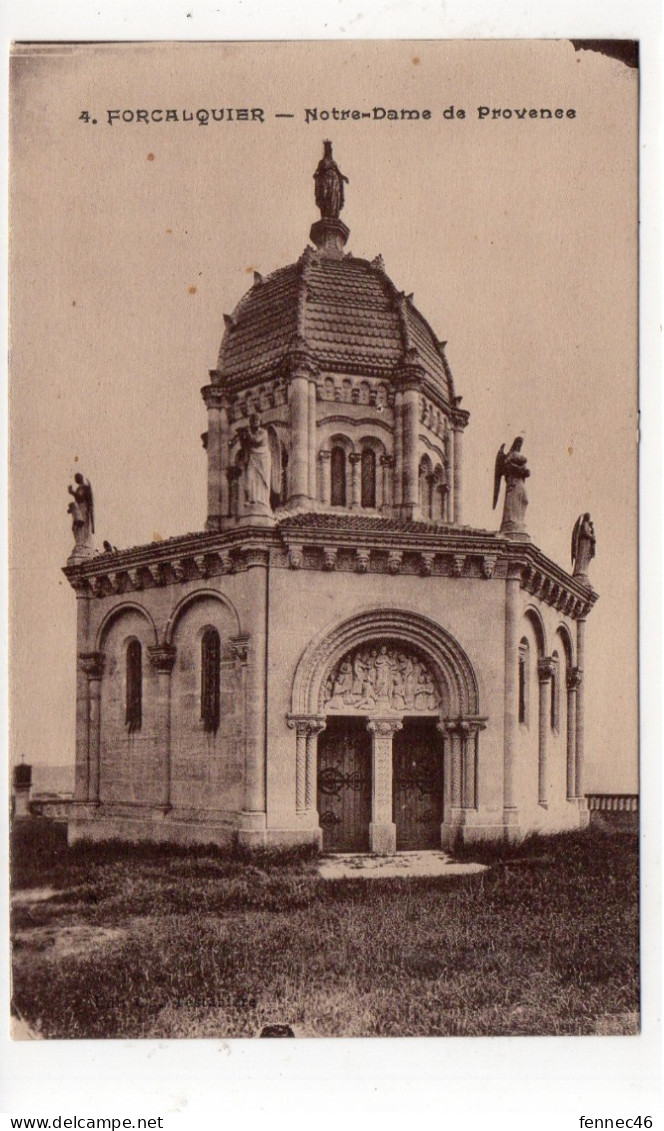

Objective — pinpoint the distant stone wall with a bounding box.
[29,799,73,822]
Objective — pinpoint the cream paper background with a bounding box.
[10,39,637,789]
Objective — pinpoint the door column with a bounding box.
[537,658,555,807]
[78,651,105,804]
[440,720,463,814]
[287,714,326,822]
[566,667,581,800]
[148,644,177,811]
[366,718,402,854]
[440,717,487,836]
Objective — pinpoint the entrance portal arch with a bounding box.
[291,606,479,719]
[289,608,484,853]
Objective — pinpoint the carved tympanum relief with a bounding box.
[324,643,441,713]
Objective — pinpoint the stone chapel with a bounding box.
[64,143,598,852]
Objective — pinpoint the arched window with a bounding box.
[550,651,560,731]
[518,638,530,726]
[361,448,376,508]
[331,446,347,506]
[125,639,142,733]
[201,628,221,733]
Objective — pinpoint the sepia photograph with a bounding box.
[8,39,640,1045]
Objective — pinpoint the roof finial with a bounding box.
[310,141,350,258]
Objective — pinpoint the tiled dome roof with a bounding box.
[217,245,455,404]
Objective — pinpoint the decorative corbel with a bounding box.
[194,554,211,579]
[288,545,304,570]
[154,562,169,587]
[111,571,126,595]
[420,552,435,577]
[482,554,497,579]
[452,554,465,577]
[322,547,338,571]
[127,568,143,592]
[387,550,403,575]
[355,548,371,573]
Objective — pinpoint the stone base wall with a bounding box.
[68,808,237,848]
[265,827,322,848]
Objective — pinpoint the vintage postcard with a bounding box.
[9,35,640,1063]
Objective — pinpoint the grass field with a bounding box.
[11,821,639,1039]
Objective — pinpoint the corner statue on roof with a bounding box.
[493,437,530,535]
[313,140,349,219]
[571,513,596,581]
[63,143,598,854]
[67,473,94,558]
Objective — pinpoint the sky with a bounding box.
[9,39,638,789]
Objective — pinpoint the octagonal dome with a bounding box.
[217,243,456,406]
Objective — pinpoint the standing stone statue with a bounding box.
[571,513,596,579]
[493,436,530,534]
[67,473,95,555]
[313,140,349,219]
[234,414,274,513]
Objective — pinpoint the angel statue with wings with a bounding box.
[233,414,281,515]
[67,472,95,554]
[571,513,596,580]
[493,436,530,534]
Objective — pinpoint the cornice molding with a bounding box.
[62,517,597,618]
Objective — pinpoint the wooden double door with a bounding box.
[317,716,444,853]
[317,719,371,853]
[392,719,444,850]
